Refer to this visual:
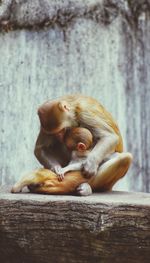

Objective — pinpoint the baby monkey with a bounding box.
[55,127,94,195]
[11,127,94,196]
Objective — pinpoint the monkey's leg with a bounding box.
[11,172,41,193]
[12,168,87,195]
[11,169,55,193]
[30,171,87,195]
[90,152,133,191]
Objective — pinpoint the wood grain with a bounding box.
[0,186,150,263]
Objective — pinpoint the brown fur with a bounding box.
[11,152,132,194]
[12,95,132,195]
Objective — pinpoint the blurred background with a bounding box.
[0,0,150,192]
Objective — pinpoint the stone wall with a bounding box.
[0,0,150,192]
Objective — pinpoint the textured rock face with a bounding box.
[0,0,150,192]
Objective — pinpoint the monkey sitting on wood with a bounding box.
[12,94,132,195]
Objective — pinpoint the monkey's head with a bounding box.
[64,127,93,153]
[38,100,76,138]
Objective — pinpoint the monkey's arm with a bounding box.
[34,129,60,170]
[82,131,118,177]
[55,161,83,181]
[79,111,119,177]
[89,131,118,164]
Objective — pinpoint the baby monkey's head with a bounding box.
[64,127,93,153]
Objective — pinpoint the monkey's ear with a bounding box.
[77,142,86,152]
[58,101,70,112]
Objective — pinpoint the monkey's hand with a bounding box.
[81,157,99,178]
[53,165,65,181]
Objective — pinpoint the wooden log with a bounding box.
[0,186,150,263]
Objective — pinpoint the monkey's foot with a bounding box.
[11,184,22,193]
[77,183,92,196]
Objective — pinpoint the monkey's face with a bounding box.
[38,100,75,135]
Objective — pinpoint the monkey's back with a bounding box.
[61,94,123,152]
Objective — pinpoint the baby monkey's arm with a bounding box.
[55,161,83,181]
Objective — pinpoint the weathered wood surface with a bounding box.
[0,0,150,192]
[0,186,150,263]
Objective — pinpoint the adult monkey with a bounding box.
[32,94,132,195]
